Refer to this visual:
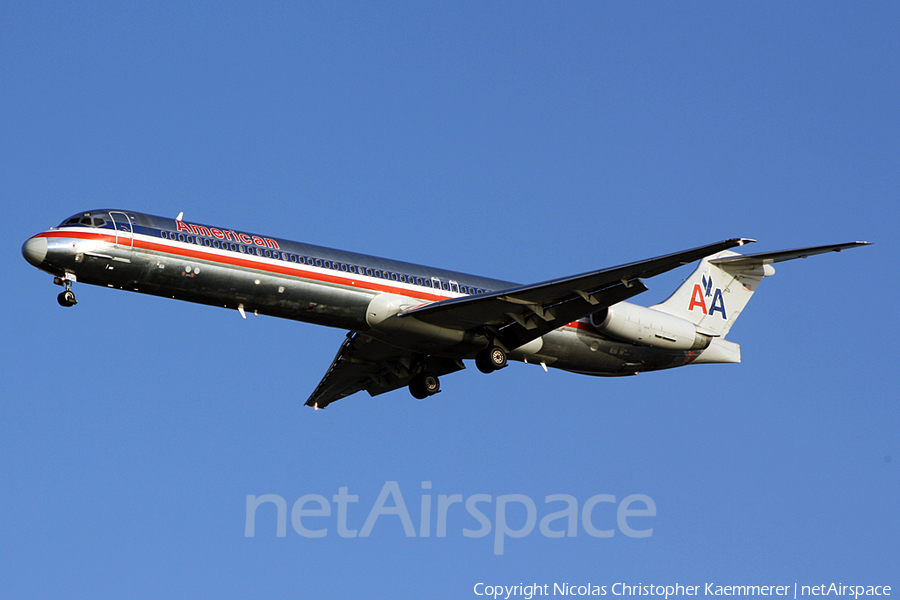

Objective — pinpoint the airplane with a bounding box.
[22,209,869,409]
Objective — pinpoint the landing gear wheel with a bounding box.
[409,372,440,400]
[475,346,507,373]
[57,290,77,307]
[421,372,440,395]
[409,376,429,400]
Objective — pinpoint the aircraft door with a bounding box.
[109,211,134,251]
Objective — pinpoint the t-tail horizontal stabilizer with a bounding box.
[651,241,871,363]
[707,241,871,267]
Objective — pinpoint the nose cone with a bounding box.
[22,236,48,267]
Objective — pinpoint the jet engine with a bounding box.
[589,303,712,351]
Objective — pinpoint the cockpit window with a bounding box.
[60,214,107,227]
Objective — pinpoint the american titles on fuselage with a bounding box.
[60,211,493,297]
[175,220,280,250]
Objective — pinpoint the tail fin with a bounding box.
[652,241,871,339]
[651,251,770,338]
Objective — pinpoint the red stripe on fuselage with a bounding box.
[36,229,599,333]
[35,229,449,302]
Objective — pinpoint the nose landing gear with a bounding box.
[57,290,77,307]
[54,277,77,307]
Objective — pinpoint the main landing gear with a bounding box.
[409,372,440,400]
[54,277,77,307]
[475,345,507,374]
[406,345,507,400]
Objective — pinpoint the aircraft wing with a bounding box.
[305,332,465,409]
[401,238,754,351]
[305,238,752,408]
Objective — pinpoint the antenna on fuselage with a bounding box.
[176,211,184,221]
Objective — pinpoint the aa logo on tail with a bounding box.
[688,274,727,319]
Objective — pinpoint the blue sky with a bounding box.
[2,2,897,598]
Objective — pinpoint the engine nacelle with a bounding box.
[589,303,712,351]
